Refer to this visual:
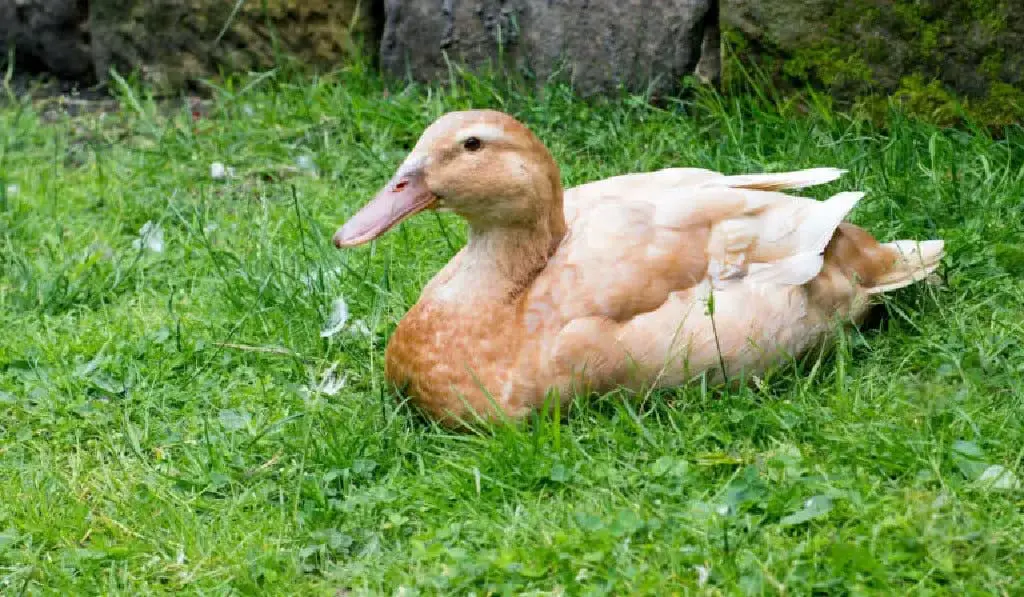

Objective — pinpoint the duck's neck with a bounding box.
[463,225,555,297]
[437,196,566,305]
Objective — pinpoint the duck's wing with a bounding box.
[534,167,864,324]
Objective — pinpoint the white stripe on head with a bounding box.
[455,123,506,144]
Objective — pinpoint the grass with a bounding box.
[1,63,1023,595]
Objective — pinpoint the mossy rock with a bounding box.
[90,0,382,93]
[722,0,1024,127]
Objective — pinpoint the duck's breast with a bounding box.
[384,299,527,422]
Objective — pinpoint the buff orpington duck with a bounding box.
[332,110,944,427]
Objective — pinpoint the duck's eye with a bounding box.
[463,136,482,152]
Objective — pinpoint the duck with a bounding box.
[331,109,944,427]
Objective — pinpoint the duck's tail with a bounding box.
[864,239,946,294]
[711,166,945,295]
[824,222,945,295]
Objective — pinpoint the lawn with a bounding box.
[1,64,1023,595]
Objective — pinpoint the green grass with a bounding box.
[1,64,1023,595]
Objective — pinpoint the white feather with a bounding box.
[709,167,847,191]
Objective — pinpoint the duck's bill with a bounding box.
[332,169,436,248]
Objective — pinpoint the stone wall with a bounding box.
[2,0,1022,125]
[2,0,718,98]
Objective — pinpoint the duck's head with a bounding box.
[333,110,564,248]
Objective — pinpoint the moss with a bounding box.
[979,52,1005,80]
[723,0,1024,128]
[969,82,1024,127]
[891,75,961,124]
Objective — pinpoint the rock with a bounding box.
[0,0,93,81]
[380,0,720,97]
[722,0,1024,125]
[88,0,381,93]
